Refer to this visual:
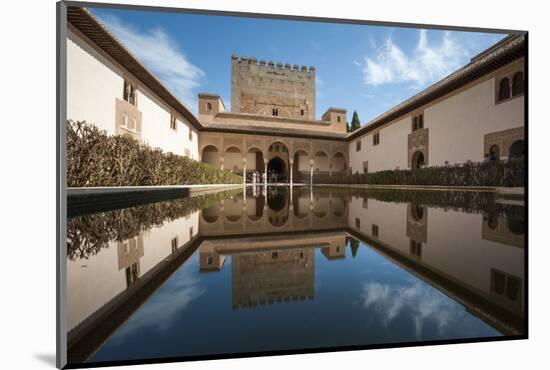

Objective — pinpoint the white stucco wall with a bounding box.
[350,116,410,173]
[67,27,199,159]
[348,197,524,313]
[350,61,525,173]
[67,211,199,331]
[426,77,524,166]
[67,27,122,135]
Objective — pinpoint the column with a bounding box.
[242,156,247,185]
[289,159,294,186]
[220,157,225,171]
[310,158,314,186]
[264,159,268,184]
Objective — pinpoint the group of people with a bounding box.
[248,170,283,184]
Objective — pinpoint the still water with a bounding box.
[66,186,525,365]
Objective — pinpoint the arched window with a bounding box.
[509,140,525,158]
[413,116,418,131]
[512,71,524,96]
[206,102,212,111]
[498,77,510,101]
[418,114,424,129]
[337,116,341,122]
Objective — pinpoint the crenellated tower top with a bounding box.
[231,54,316,120]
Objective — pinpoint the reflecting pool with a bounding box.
[66,186,525,365]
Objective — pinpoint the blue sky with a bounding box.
[90,7,508,126]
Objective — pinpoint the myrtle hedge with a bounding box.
[313,159,524,187]
[67,120,242,187]
[67,189,241,260]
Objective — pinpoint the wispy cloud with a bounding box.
[98,14,204,111]
[359,30,468,89]
[361,281,457,338]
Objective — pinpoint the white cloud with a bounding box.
[99,15,204,110]
[361,281,458,338]
[360,30,468,88]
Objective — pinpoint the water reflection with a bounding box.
[66,186,525,365]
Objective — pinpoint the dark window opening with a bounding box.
[512,71,524,96]
[372,224,379,238]
[410,240,422,257]
[498,77,511,101]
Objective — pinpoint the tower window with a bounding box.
[356,140,361,152]
[206,102,212,111]
[301,109,304,116]
[337,116,341,122]
[272,108,279,116]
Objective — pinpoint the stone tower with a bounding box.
[231,55,316,120]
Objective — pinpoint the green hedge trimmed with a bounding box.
[67,189,241,260]
[313,159,524,187]
[67,120,242,187]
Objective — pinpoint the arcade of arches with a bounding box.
[199,132,348,183]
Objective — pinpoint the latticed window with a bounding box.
[123,80,137,106]
[498,77,510,101]
[373,132,380,146]
[410,240,422,257]
[512,71,524,96]
[170,114,177,130]
[372,224,379,238]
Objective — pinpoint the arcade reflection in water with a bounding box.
[66,186,525,365]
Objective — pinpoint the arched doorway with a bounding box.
[267,142,289,183]
[412,150,425,169]
[267,187,289,227]
[411,204,425,221]
[224,146,242,173]
[201,145,220,168]
[509,140,524,158]
[267,157,287,182]
[293,150,309,183]
[332,152,347,174]
[246,147,264,183]
[314,151,329,174]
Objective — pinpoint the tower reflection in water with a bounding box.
[66,186,525,364]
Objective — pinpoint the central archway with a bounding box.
[267,156,287,183]
[412,150,425,169]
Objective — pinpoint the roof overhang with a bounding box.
[67,6,203,130]
[347,34,526,140]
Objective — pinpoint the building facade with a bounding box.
[66,7,526,184]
